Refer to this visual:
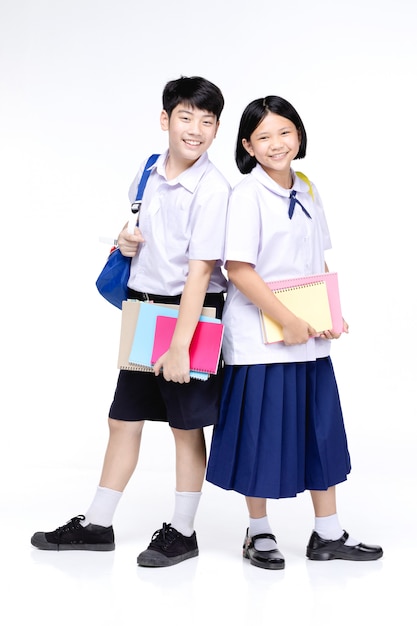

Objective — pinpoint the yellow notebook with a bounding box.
[259,280,332,343]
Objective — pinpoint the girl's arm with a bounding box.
[227,261,317,346]
[153,259,216,383]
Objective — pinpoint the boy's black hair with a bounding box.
[162,76,224,120]
[235,96,307,174]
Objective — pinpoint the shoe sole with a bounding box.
[306,550,383,562]
[137,548,199,567]
[31,535,115,551]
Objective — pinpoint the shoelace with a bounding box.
[55,515,85,537]
[52,515,85,550]
[149,523,179,548]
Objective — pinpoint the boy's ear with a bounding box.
[242,138,254,157]
[160,109,169,131]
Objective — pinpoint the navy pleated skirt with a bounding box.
[206,357,351,499]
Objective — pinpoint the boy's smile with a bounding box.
[161,104,219,176]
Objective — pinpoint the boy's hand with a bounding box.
[117,225,144,257]
[153,347,191,384]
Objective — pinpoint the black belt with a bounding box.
[127,288,181,304]
[127,289,225,309]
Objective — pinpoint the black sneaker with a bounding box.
[31,515,115,551]
[137,523,198,567]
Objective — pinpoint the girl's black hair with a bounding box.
[235,96,307,174]
[162,76,224,120]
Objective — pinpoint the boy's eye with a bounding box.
[203,120,213,126]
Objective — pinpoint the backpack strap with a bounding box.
[295,171,314,200]
[127,154,160,233]
[131,153,160,213]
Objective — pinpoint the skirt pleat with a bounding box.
[206,357,351,499]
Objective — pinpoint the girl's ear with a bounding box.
[242,138,254,157]
[160,109,169,131]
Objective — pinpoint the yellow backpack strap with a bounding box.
[295,171,314,200]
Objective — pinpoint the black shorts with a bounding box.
[109,291,225,430]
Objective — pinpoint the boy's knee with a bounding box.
[108,418,144,436]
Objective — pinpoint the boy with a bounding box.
[31,76,230,567]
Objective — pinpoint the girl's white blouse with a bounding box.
[222,165,333,365]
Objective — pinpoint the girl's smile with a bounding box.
[242,112,301,187]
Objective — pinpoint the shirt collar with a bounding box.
[251,163,310,197]
[156,150,210,192]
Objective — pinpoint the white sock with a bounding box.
[314,513,359,546]
[170,491,202,537]
[81,486,123,527]
[249,516,277,551]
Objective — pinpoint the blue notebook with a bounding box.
[128,301,221,381]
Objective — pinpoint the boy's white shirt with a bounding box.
[127,150,230,296]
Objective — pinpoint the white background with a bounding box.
[1,1,416,625]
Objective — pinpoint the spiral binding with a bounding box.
[272,280,325,294]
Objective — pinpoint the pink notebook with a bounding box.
[266,272,344,335]
[151,316,224,375]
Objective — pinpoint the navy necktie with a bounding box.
[288,190,312,220]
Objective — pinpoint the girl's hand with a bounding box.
[153,347,191,384]
[282,317,317,345]
[117,225,144,257]
[318,318,349,340]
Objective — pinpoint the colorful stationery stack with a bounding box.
[117,300,224,380]
[259,272,344,344]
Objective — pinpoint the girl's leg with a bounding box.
[245,496,277,551]
[307,486,383,560]
[243,496,285,570]
[309,486,358,544]
[310,486,337,518]
[246,496,267,519]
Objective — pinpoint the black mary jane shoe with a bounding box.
[242,528,285,570]
[306,530,383,562]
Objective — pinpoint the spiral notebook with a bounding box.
[125,301,219,381]
[260,272,342,343]
[117,300,216,380]
[151,315,224,375]
[117,300,173,373]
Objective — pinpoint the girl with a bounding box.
[206,96,383,570]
